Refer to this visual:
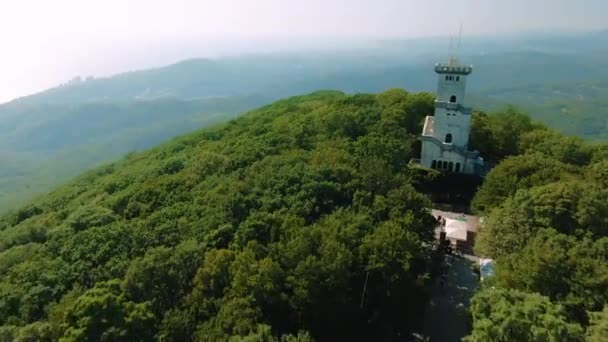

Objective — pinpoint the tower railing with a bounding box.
[435,101,472,113]
[434,64,473,75]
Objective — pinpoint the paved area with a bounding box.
[421,253,479,341]
[412,208,481,341]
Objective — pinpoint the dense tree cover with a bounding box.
[493,230,608,322]
[0,96,266,213]
[469,107,542,163]
[587,306,608,341]
[468,104,608,339]
[465,288,584,341]
[471,153,578,213]
[475,180,608,258]
[470,107,606,214]
[519,129,592,166]
[0,90,440,340]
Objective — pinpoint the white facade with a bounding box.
[420,59,484,175]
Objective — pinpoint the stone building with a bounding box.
[419,58,485,175]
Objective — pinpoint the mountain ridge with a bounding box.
[2,31,608,211]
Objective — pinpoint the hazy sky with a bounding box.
[1,0,606,102]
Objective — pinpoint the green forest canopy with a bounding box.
[0,89,607,340]
[0,89,440,340]
[0,96,267,213]
[468,104,608,339]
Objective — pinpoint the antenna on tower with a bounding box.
[458,21,462,50]
[457,21,463,56]
[448,35,455,66]
[449,22,464,66]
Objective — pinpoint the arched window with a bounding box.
[456,76,460,81]
[445,75,449,81]
[443,161,448,169]
[431,160,437,169]
[455,163,461,173]
[450,95,457,103]
[445,134,453,144]
[448,162,454,172]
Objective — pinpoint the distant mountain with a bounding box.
[7,56,432,105]
[9,32,608,107]
[2,31,608,211]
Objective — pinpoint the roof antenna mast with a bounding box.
[450,22,463,66]
[448,35,454,66]
[457,21,463,57]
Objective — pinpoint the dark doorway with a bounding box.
[450,95,457,103]
[445,134,453,144]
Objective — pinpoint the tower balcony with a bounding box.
[420,134,480,159]
[434,63,473,75]
[435,100,472,114]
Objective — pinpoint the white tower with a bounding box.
[419,58,484,175]
[433,58,473,148]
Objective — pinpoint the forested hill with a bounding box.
[0,96,268,212]
[0,89,440,340]
[2,88,608,340]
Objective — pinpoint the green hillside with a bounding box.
[0,96,267,212]
[1,89,607,340]
[0,90,439,340]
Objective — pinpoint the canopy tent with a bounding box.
[444,218,469,241]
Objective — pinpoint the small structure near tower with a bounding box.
[419,57,485,175]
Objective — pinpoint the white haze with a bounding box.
[0,0,606,102]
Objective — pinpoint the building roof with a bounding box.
[422,116,434,136]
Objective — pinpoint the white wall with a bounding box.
[421,140,477,174]
[433,106,472,148]
[436,74,468,104]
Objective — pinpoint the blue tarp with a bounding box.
[479,258,495,281]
